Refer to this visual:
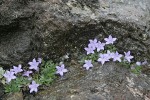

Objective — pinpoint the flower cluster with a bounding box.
[2,58,68,93]
[3,58,41,93]
[83,35,134,70]
[136,61,147,66]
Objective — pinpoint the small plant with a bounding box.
[131,65,142,74]
[4,76,30,93]
[2,60,41,93]
[104,44,117,52]
[81,35,144,74]
[119,61,131,68]
[1,58,68,93]
[82,35,123,68]
[36,60,57,85]
[131,61,147,74]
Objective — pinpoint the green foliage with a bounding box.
[4,76,30,93]
[105,45,117,52]
[79,53,99,64]
[131,65,142,75]
[4,82,20,93]
[119,60,131,69]
[35,60,56,85]
[2,59,58,93]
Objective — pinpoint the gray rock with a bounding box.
[0,0,150,67]
[24,62,150,100]
[3,92,23,100]
[1,1,150,100]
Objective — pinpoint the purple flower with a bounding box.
[3,71,16,83]
[104,35,117,44]
[28,58,40,71]
[89,39,97,44]
[29,81,40,93]
[89,39,98,50]
[83,60,93,70]
[84,46,95,55]
[98,53,110,65]
[124,51,134,62]
[37,58,42,63]
[23,71,32,77]
[96,41,105,52]
[136,62,141,66]
[142,60,147,65]
[106,50,115,59]
[88,44,96,50]
[10,64,23,74]
[56,64,68,76]
[113,51,123,62]
[136,61,148,66]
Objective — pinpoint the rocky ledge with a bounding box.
[3,61,150,100]
[0,0,150,66]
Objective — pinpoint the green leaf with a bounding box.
[4,81,20,93]
[4,76,30,93]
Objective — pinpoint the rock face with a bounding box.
[1,1,150,99]
[24,62,150,100]
[0,0,150,67]
[3,92,23,100]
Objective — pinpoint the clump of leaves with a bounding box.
[104,44,117,52]
[79,53,99,64]
[35,60,56,86]
[82,35,144,75]
[119,60,131,69]
[131,65,142,75]
[4,76,30,93]
[2,58,65,93]
[80,36,118,65]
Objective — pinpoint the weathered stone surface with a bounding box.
[3,92,23,100]
[1,1,150,100]
[24,61,150,100]
[0,0,150,67]
[0,0,150,100]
